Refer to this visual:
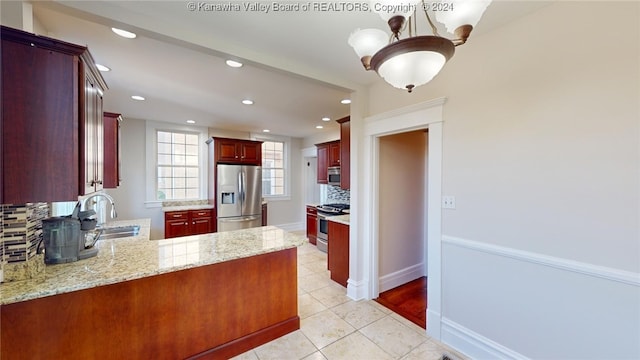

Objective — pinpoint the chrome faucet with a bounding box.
[73,193,118,223]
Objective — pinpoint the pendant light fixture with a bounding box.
[349,0,492,92]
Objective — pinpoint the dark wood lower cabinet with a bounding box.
[306,206,317,245]
[328,221,349,287]
[165,209,214,238]
[1,249,299,360]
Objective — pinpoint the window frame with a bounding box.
[252,133,291,201]
[145,121,208,208]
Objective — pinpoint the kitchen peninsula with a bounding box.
[1,220,305,359]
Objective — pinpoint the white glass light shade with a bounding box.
[376,51,446,91]
[348,28,389,59]
[371,0,422,22]
[434,0,492,34]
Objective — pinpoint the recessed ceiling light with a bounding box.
[186,120,196,124]
[131,95,145,101]
[262,129,270,133]
[242,99,254,105]
[111,27,137,39]
[226,60,243,68]
[322,117,330,122]
[316,125,324,129]
[340,99,351,104]
[96,64,110,72]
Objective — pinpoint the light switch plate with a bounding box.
[442,195,456,209]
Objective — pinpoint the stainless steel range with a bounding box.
[316,203,349,253]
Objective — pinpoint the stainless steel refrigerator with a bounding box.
[216,164,262,232]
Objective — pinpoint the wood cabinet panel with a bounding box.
[328,221,349,287]
[1,26,107,203]
[191,209,213,235]
[103,112,122,188]
[165,209,215,238]
[306,206,317,245]
[1,249,300,360]
[329,141,341,167]
[1,35,80,203]
[212,137,263,165]
[315,140,339,184]
[316,144,329,184]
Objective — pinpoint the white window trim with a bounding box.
[145,121,209,208]
[251,133,291,201]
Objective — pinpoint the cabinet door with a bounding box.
[1,38,80,203]
[328,221,349,287]
[241,142,262,165]
[306,212,317,245]
[329,141,341,167]
[191,209,212,235]
[217,139,241,162]
[103,112,122,188]
[165,211,190,238]
[316,144,328,184]
[81,72,104,195]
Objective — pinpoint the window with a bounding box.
[156,130,200,200]
[261,140,285,197]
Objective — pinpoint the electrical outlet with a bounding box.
[442,195,456,209]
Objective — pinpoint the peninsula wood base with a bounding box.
[1,248,299,359]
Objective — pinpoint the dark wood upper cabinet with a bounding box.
[103,112,123,189]
[211,137,262,165]
[337,116,350,190]
[1,26,107,203]
[315,140,339,184]
[329,141,341,167]
[316,143,329,184]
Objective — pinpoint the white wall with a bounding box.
[105,118,165,239]
[361,1,639,358]
[378,131,427,291]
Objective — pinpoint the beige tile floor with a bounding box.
[232,241,468,360]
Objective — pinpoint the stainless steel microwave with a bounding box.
[328,166,340,186]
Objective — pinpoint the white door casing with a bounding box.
[350,97,445,339]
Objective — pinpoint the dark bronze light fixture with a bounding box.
[349,0,492,92]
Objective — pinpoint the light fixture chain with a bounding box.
[422,0,440,37]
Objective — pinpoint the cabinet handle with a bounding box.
[173,214,182,218]
[197,212,205,215]
[185,222,188,225]
[96,180,103,185]
[235,155,239,159]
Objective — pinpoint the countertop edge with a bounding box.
[1,222,305,305]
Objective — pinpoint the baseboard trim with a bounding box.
[273,222,304,232]
[441,317,529,360]
[347,278,368,301]
[443,236,640,286]
[188,316,300,360]
[378,263,425,293]
[426,309,442,339]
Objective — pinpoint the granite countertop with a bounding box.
[162,204,215,212]
[328,214,350,225]
[0,219,305,305]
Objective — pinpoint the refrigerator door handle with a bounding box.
[241,171,247,203]
[238,170,243,205]
[223,216,259,222]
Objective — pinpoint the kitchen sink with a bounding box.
[97,225,140,240]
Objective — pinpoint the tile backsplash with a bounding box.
[327,185,350,204]
[1,203,49,282]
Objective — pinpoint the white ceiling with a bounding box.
[31,1,553,138]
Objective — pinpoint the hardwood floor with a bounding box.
[374,276,427,329]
